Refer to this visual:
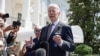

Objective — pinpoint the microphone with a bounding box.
[54,26,61,47]
[35,48,46,56]
[40,41,49,56]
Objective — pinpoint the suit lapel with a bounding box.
[53,22,62,34]
[44,24,50,41]
[49,22,62,39]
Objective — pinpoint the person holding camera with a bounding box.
[0,13,21,56]
[0,13,9,22]
[6,25,20,55]
[6,25,19,46]
[0,13,19,34]
[0,13,15,41]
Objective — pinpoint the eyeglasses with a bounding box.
[34,29,41,33]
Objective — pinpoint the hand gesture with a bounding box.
[25,36,33,47]
[52,35,62,44]
[19,44,26,56]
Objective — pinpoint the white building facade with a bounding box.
[0,0,84,43]
[0,0,69,28]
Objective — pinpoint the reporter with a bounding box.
[19,25,41,56]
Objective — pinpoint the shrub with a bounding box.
[74,44,93,56]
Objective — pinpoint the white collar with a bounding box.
[52,19,59,26]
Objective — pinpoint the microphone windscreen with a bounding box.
[35,48,46,56]
[40,41,49,49]
[40,41,49,56]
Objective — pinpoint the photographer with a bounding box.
[0,13,21,56]
[6,28,18,55]
[6,26,19,47]
[0,13,16,34]
[6,21,21,55]
[0,13,14,40]
[0,13,9,22]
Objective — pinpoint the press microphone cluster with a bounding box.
[35,48,46,56]
[35,41,49,56]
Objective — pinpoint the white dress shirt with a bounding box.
[50,19,63,47]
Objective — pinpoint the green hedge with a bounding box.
[74,44,93,56]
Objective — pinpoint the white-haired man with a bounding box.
[38,4,75,56]
[21,4,75,56]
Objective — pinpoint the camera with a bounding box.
[2,13,9,18]
[12,20,21,29]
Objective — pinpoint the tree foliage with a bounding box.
[67,0,100,54]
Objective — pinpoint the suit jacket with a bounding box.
[25,38,39,56]
[39,22,75,56]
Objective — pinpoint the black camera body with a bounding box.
[13,20,21,29]
[1,13,9,18]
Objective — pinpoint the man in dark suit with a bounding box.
[25,25,41,56]
[39,4,75,56]
[19,25,41,56]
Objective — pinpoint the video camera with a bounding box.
[12,20,21,29]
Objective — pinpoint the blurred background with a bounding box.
[0,0,100,56]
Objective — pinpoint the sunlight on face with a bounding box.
[48,4,60,23]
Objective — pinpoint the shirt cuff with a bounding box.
[58,39,63,46]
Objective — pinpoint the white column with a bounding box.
[40,0,48,26]
[37,0,40,25]
[22,0,32,29]
[61,9,68,24]
[0,0,5,13]
[31,0,39,26]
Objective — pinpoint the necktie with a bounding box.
[47,24,54,39]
